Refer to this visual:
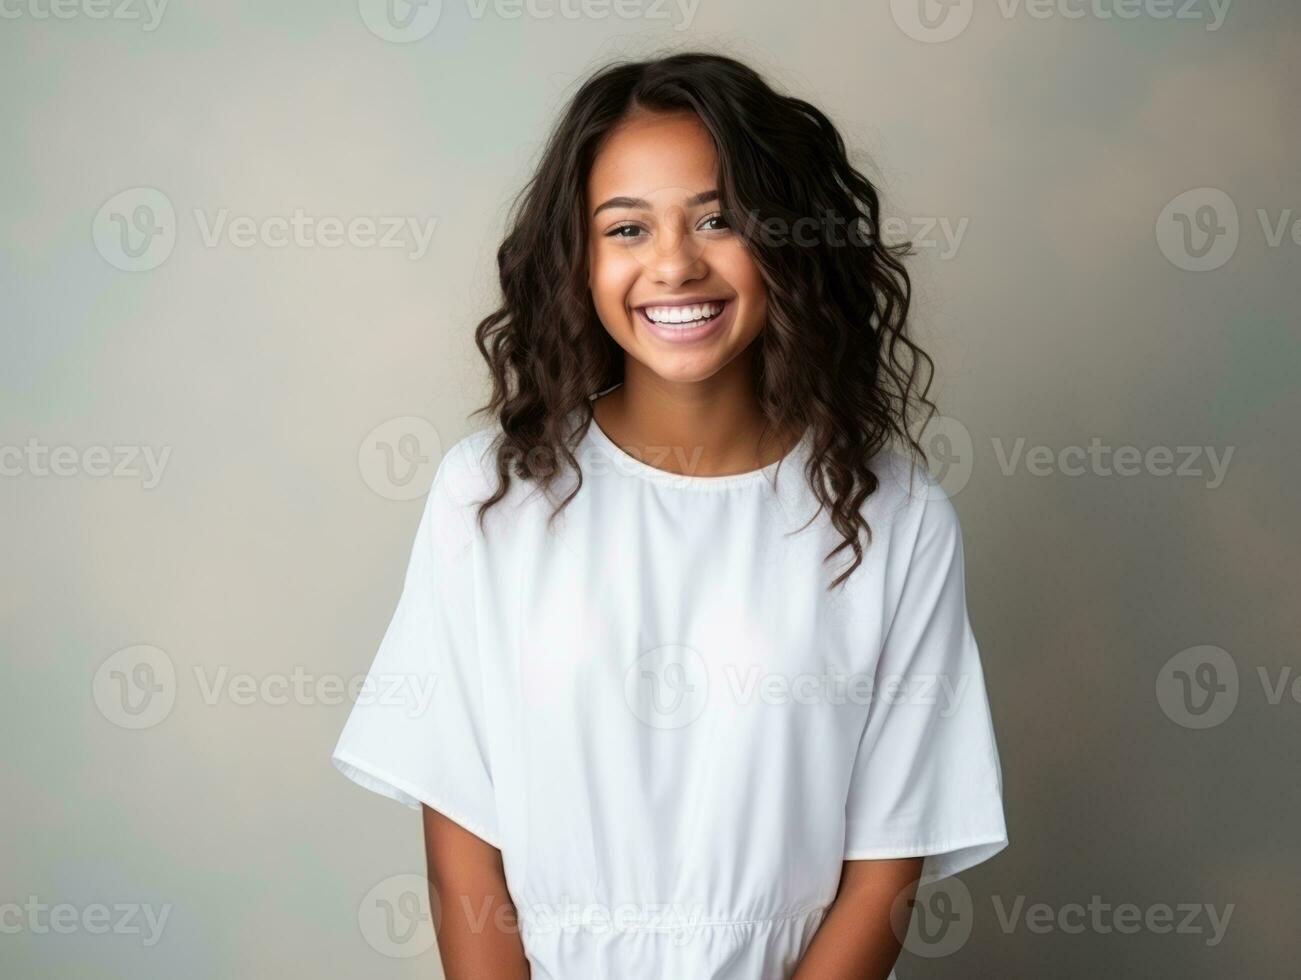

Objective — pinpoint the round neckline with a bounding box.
[581,411,811,491]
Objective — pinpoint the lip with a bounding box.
[634,299,734,345]
[635,295,730,309]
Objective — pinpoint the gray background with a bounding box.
[2,1,1296,977]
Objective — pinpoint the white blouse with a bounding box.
[332,409,1008,979]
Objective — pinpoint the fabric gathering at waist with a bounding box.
[514,900,830,937]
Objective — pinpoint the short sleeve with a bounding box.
[843,475,1008,885]
[330,440,500,848]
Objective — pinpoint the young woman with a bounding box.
[333,51,1008,979]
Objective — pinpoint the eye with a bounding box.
[606,223,646,240]
[699,212,731,232]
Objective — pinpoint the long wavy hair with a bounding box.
[469,50,939,591]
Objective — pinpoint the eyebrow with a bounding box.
[591,189,720,218]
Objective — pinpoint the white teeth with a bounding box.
[643,302,725,325]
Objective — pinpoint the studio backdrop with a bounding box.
[2,1,1296,977]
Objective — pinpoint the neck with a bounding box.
[591,357,803,478]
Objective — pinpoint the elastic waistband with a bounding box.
[515,901,828,936]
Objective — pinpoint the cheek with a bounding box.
[716,247,768,318]
[588,247,640,318]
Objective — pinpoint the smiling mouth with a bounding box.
[635,300,729,326]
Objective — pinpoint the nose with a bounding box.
[645,207,707,287]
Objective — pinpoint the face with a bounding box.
[585,110,768,385]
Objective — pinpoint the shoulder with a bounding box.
[421,425,501,550]
[436,425,500,499]
[864,445,963,555]
[865,445,948,513]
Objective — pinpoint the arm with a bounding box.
[791,857,923,980]
[421,805,531,980]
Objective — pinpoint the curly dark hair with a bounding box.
[469,50,939,591]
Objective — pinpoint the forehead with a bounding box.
[586,111,719,204]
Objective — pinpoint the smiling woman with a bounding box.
[586,110,769,378]
[333,50,1009,980]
